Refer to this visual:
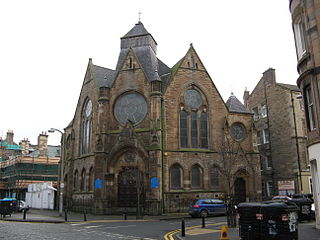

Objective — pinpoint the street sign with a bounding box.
[151,177,159,189]
[95,179,103,189]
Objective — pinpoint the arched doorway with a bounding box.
[118,166,145,207]
[234,177,246,204]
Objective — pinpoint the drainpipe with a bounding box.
[263,78,275,196]
[161,97,165,214]
[291,90,303,193]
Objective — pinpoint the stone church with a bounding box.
[63,22,262,214]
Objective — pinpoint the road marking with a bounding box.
[85,225,101,229]
[187,228,220,235]
[163,221,227,240]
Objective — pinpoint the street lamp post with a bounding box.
[48,128,64,216]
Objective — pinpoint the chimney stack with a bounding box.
[38,132,48,157]
[20,138,30,156]
[262,68,276,87]
[6,130,14,145]
[243,87,250,109]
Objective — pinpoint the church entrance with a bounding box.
[118,166,144,207]
[234,177,246,204]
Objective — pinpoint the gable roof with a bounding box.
[226,93,251,114]
[276,83,300,92]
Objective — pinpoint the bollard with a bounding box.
[23,209,27,220]
[123,212,127,220]
[83,210,87,221]
[64,209,68,222]
[181,218,185,237]
[248,225,252,240]
[202,215,205,228]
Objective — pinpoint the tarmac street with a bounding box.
[1,209,320,240]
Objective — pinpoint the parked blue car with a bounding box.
[189,199,226,217]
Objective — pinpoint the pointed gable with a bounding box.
[226,93,251,114]
[122,21,150,39]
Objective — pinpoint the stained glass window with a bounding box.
[191,112,198,148]
[180,111,188,148]
[200,112,208,148]
[184,89,202,109]
[114,93,148,126]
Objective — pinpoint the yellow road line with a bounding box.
[163,222,227,240]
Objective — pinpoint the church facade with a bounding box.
[63,22,261,214]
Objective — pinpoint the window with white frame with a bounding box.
[265,156,272,169]
[266,181,273,197]
[257,131,262,145]
[263,129,270,144]
[304,85,316,130]
[261,105,267,118]
[252,107,259,121]
[293,20,307,60]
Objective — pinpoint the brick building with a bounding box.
[289,0,320,229]
[244,68,310,199]
[0,130,60,200]
[63,22,261,214]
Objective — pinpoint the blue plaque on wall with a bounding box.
[95,178,103,189]
[151,177,159,189]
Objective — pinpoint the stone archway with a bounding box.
[118,166,144,207]
[234,177,246,204]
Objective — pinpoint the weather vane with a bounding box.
[138,11,142,22]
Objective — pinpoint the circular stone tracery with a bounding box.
[231,123,246,141]
[114,92,148,126]
[184,89,202,109]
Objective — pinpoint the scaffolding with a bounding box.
[0,155,59,199]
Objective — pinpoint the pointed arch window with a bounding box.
[89,167,94,191]
[81,168,86,192]
[74,170,79,192]
[200,112,208,148]
[191,112,198,148]
[191,165,202,188]
[210,167,220,188]
[179,88,208,149]
[80,99,92,155]
[180,111,188,148]
[171,164,183,189]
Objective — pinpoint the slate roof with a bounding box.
[276,83,300,91]
[92,65,115,88]
[28,145,61,158]
[226,93,251,114]
[122,22,151,39]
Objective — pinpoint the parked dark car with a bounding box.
[189,199,226,217]
[0,198,16,217]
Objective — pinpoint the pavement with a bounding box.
[1,209,320,240]
[0,208,192,223]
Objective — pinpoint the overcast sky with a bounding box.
[0,0,298,146]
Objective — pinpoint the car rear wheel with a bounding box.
[200,210,208,218]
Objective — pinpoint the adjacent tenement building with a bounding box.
[244,68,310,200]
[62,22,262,214]
[0,130,60,200]
[289,0,320,229]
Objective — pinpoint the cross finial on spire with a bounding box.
[138,11,142,23]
